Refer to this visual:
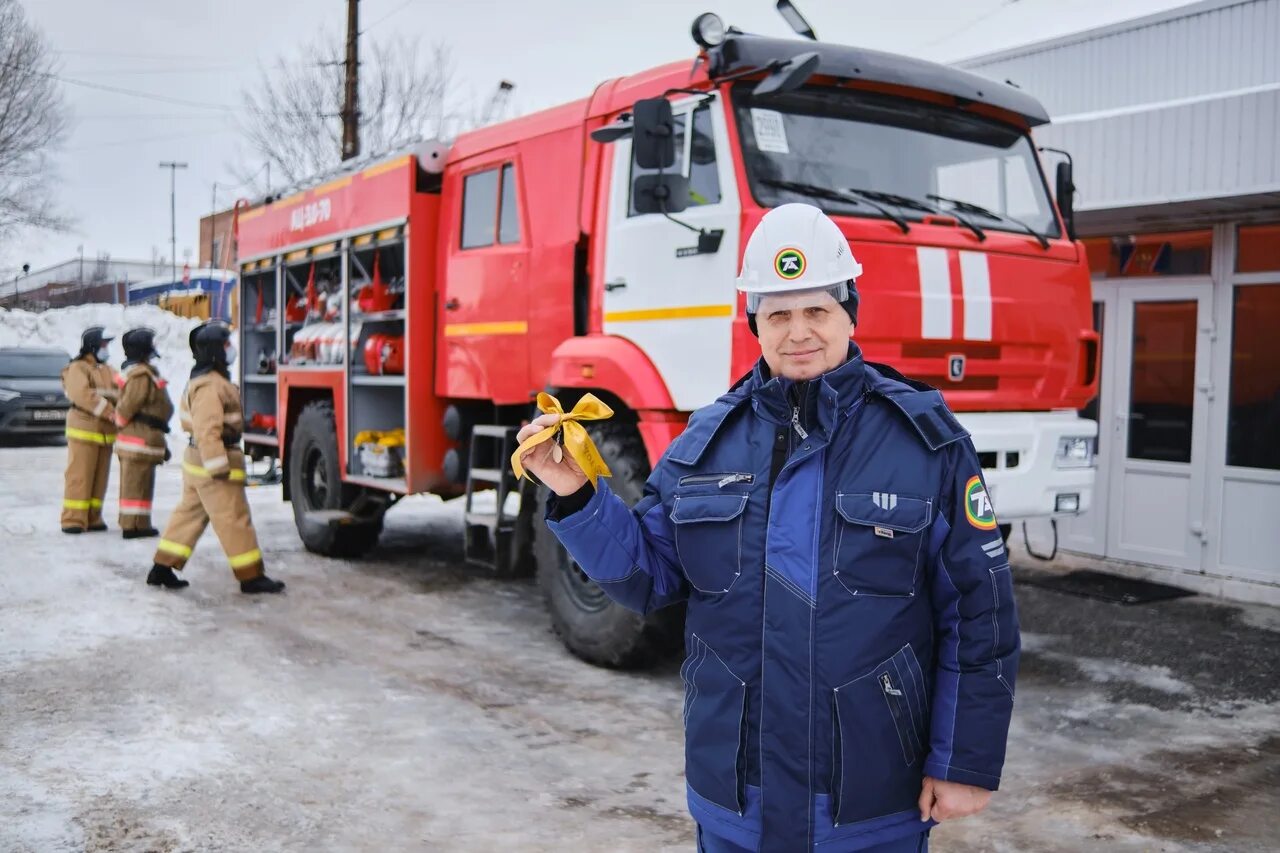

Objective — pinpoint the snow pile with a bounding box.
[0,304,202,435]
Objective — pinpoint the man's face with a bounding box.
[756,289,853,381]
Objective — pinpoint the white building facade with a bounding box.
[961,0,1280,600]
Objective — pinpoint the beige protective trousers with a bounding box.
[62,436,113,529]
[152,448,265,581]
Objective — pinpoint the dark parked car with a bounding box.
[0,347,73,438]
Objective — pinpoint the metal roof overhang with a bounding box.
[708,34,1051,127]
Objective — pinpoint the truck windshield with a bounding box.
[732,84,1060,240]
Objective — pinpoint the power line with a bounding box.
[0,59,235,111]
[63,128,233,152]
[920,0,1024,50]
[362,0,414,33]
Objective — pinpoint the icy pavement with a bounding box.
[1,442,1277,852]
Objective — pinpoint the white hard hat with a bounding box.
[737,203,863,304]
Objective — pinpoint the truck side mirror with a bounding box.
[632,98,676,170]
[632,173,690,215]
[1056,160,1076,240]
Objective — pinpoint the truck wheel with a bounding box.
[289,400,383,558]
[534,420,684,669]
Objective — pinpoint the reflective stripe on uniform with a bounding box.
[116,435,165,455]
[182,461,246,481]
[228,548,262,569]
[66,426,114,445]
[119,499,152,515]
[90,498,103,508]
[157,539,193,558]
[63,498,91,510]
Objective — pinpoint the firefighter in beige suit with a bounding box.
[61,327,119,533]
[147,321,285,594]
[114,327,174,539]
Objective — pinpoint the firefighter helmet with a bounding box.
[191,320,232,367]
[79,325,113,356]
[122,327,158,363]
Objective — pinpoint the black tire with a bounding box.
[534,420,684,669]
[289,400,383,558]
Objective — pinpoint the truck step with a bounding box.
[468,467,508,484]
[465,510,514,529]
[471,424,518,439]
[303,509,362,527]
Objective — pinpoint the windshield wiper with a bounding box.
[760,178,910,234]
[926,194,1050,249]
[845,187,986,243]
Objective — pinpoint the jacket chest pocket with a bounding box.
[671,491,749,594]
[833,491,933,598]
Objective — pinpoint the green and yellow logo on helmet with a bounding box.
[773,247,806,280]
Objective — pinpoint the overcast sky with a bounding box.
[6,0,1195,278]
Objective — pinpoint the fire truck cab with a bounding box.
[236,15,1098,668]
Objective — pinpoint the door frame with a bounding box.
[1102,278,1214,571]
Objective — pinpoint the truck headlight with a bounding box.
[1055,436,1095,468]
[0,388,20,403]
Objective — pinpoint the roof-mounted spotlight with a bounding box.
[691,12,726,50]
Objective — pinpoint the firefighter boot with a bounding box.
[89,522,109,532]
[240,575,286,594]
[62,526,84,534]
[123,527,160,540]
[147,563,190,589]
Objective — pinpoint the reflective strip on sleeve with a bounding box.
[63,498,91,510]
[157,539,193,558]
[202,455,229,472]
[183,461,246,481]
[92,398,109,417]
[228,548,262,569]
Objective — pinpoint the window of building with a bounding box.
[498,163,520,245]
[461,168,500,249]
[1082,230,1212,278]
[1236,224,1280,273]
[1227,284,1280,470]
[1127,300,1197,463]
[629,104,721,216]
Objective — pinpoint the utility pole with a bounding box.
[159,161,188,285]
[210,180,218,269]
[341,0,360,161]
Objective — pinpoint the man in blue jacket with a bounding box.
[517,203,1020,852]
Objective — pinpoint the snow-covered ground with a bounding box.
[0,304,201,435]
[0,444,1277,851]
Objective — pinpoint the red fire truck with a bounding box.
[234,13,1099,668]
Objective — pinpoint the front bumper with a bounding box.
[0,402,71,436]
[953,410,1098,523]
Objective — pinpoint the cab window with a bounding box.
[629,104,721,216]
[461,163,521,249]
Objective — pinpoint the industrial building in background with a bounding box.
[961,0,1280,601]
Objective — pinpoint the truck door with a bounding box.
[440,153,530,404]
[600,97,742,411]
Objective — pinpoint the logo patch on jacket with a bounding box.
[964,475,997,530]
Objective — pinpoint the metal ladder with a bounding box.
[463,424,521,572]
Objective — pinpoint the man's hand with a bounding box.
[918,776,991,823]
[515,414,589,497]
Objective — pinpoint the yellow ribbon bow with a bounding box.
[511,392,614,487]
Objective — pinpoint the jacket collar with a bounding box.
[748,342,867,435]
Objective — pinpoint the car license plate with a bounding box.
[31,409,66,421]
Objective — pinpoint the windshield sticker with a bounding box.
[750,109,790,154]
